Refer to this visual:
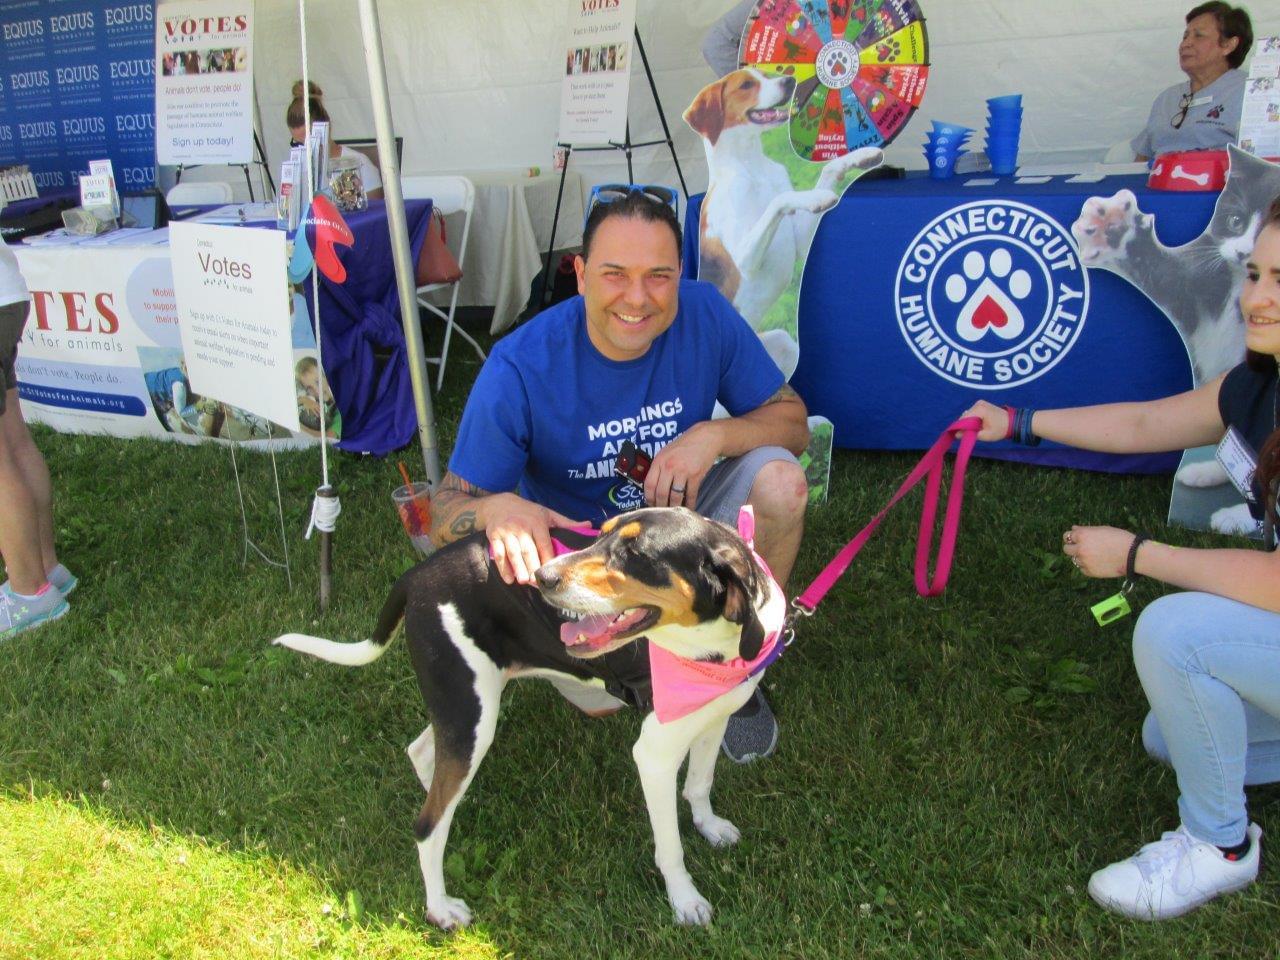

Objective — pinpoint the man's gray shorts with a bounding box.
[693,445,801,526]
[0,300,29,415]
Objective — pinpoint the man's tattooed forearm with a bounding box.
[448,511,478,537]
[763,383,800,405]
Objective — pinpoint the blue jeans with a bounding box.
[1133,592,1280,847]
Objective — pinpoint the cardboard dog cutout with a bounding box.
[685,0,929,501]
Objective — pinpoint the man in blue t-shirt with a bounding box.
[432,191,810,762]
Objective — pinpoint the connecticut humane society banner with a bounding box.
[0,1,157,191]
[155,0,253,165]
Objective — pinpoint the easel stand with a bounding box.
[174,130,276,201]
[537,26,690,311]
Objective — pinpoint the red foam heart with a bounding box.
[972,295,1008,330]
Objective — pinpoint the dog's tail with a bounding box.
[272,575,408,666]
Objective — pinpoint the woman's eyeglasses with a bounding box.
[1170,90,1192,129]
[587,183,679,220]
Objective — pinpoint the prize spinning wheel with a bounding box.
[739,0,929,161]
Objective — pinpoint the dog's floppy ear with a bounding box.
[683,78,726,146]
[706,536,765,661]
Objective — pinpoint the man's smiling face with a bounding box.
[575,215,681,361]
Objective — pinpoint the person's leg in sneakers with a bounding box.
[0,300,69,639]
[694,446,807,763]
[1088,592,1280,920]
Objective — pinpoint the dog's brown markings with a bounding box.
[600,516,621,535]
[618,521,642,539]
[414,753,470,841]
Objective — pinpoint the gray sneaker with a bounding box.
[721,687,778,764]
[0,584,69,642]
[1,563,77,598]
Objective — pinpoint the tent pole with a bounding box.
[354,0,441,486]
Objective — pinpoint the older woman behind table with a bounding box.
[286,80,384,201]
[962,195,1280,921]
[1131,2,1253,162]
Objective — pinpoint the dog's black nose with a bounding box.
[534,566,560,591]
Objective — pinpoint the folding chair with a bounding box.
[401,175,485,390]
[165,181,234,206]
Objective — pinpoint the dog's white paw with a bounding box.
[1210,503,1260,536]
[669,886,714,926]
[828,146,883,178]
[1176,460,1230,488]
[694,813,741,847]
[793,188,838,214]
[426,895,473,930]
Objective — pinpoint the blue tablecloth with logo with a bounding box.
[682,173,1220,473]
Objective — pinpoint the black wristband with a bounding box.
[1126,532,1150,584]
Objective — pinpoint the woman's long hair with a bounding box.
[1246,196,1280,522]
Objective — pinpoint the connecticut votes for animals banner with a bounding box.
[154,0,254,165]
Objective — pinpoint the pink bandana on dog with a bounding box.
[648,507,785,723]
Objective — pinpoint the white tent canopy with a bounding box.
[177,1,1280,201]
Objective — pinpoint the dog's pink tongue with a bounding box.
[561,614,616,646]
[560,609,648,647]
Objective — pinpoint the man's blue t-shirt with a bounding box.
[449,279,785,524]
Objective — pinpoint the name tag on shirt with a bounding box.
[1190,95,1212,107]
[1215,427,1258,505]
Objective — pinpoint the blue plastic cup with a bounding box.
[931,120,974,137]
[987,94,1022,111]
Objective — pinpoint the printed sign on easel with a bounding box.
[155,0,255,165]
[556,0,637,145]
[169,221,299,431]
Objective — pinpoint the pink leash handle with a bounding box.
[794,417,981,612]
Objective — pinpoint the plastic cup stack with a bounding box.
[985,94,1022,175]
[924,121,973,180]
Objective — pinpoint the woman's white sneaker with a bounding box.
[1087,822,1261,920]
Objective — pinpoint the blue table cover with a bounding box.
[304,199,431,456]
[683,174,1220,473]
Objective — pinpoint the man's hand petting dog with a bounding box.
[645,421,721,507]
[483,493,583,585]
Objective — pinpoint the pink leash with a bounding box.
[793,417,981,615]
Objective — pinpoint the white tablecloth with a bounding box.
[434,168,585,334]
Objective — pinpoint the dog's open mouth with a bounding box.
[747,106,788,125]
[559,606,657,657]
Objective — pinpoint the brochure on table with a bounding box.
[155,0,255,165]
[556,0,636,145]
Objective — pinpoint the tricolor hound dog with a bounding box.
[273,507,785,929]
[683,67,883,375]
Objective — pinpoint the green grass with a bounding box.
[2,322,1279,959]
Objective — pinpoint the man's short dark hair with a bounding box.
[1186,2,1253,68]
[581,192,682,263]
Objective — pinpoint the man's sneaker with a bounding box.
[1088,822,1262,920]
[1,563,77,598]
[721,687,778,764]
[0,583,70,642]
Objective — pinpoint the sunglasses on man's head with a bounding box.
[587,182,679,220]
[1171,89,1193,130]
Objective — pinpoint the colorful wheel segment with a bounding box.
[739,0,929,161]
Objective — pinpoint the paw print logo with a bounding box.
[945,248,1032,342]
[827,49,849,77]
[876,39,901,62]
